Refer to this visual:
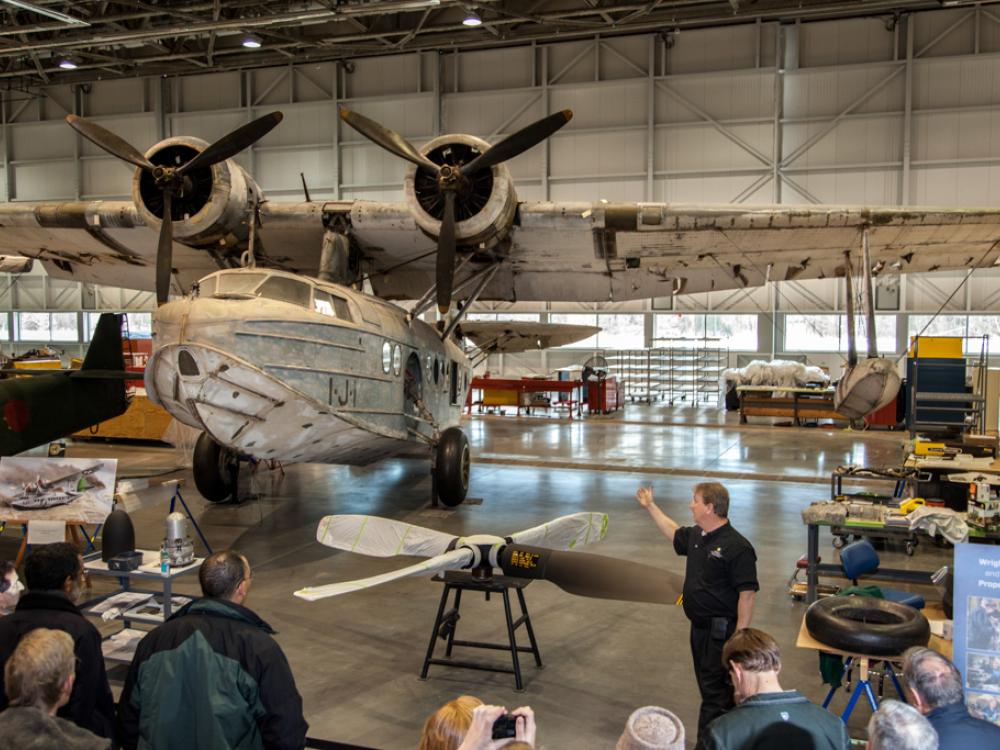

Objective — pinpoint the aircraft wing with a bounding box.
[3,199,1000,303]
[361,201,1000,302]
[461,321,600,353]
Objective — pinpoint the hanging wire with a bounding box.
[893,239,1000,366]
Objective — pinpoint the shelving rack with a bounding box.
[606,339,728,406]
[907,335,989,437]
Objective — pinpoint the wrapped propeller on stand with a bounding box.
[294,511,683,605]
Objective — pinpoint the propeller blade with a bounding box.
[498,544,683,605]
[436,191,457,315]
[315,515,455,558]
[339,107,439,173]
[155,191,173,305]
[65,114,154,172]
[294,547,474,601]
[461,110,572,177]
[180,111,284,174]
[508,512,608,551]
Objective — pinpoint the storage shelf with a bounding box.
[607,340,728,406]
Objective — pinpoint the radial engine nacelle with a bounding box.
[131,136,263,252]
[403,134,518,250]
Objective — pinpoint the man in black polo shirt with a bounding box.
[636,481,758,745]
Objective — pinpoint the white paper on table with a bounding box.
[87,591,154,615]
[26,520,66,545]
[102,628,145,661]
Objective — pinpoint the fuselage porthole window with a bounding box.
[433,358,440,385]
[392,345,402,376]
[382,341,392,374]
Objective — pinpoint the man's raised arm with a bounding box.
[635,486,680,543]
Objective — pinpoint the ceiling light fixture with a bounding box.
[242,33,263,49]
[1,0,89,26]
[58,57,78,70]
[462,10,482,27]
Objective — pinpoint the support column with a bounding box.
[901,14,914,206]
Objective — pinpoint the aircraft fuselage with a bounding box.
[145,269,472,467]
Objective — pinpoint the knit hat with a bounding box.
[615,706,685,750]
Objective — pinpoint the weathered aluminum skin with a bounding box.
[145,269,471,466]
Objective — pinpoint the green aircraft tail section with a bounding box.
[0,312,131,455]
[81,313,126,372]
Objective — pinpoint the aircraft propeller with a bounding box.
[339,107,573,314]
[293,511,683,605]
[65,112,284,305]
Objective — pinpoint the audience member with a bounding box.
[698,628,849,750]
[0,542,114,739]
[615,706,684,750]
[0,560,23,615]
[902,646,1000,747]
[454,704,536,750]
[867,700,938,750]
[419,695,484,750]
[118,550,308,750]
[0,628,109,749]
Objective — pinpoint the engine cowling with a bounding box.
[130,136,262,252]
[403,134,517,250]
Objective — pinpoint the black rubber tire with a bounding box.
[193,431,237,503]
[435,427,470,507]
[805,595,930,656]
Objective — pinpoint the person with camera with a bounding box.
[454,704,536,750]
[635,482,758,745]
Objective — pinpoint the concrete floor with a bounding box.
[0,408,948,749]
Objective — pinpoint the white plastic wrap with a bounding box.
[315,514,455,558]
[721,359,831,390]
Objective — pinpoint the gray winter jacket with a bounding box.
[0,705,111,750]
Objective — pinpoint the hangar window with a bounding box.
[382,341,392,373]
[784,315,896,354]
[257,276,311,308]
[0,313,9,341]
[392,344,402,376]
[706,315,758,351]
[215,272,265,297]
[15,312,78,342]
[313,290,353,321]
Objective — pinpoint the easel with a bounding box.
[2,519,97,567]
[164,479,212,555]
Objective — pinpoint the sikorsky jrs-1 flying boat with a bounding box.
[0,107,999,501]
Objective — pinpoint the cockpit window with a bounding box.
[257,276,311,308]
[215,273,266,296]
[198,276,216,297]
[313,290,353,321]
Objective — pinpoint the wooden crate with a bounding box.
[73,391,172,441]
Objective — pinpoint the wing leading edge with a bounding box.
[2,198,998,302]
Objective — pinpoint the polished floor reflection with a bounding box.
[0,407,942,749]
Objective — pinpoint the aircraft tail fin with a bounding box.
[81,313,126,372]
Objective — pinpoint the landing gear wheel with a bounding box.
[832,535,846,549]
[193,432,239,503]
[434,427,470,507]
[805,595,930,656]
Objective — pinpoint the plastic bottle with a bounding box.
[159,545,170,575]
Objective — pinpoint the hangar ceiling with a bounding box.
[0,0,990,85]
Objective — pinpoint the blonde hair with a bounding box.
[5,628,75,709]
[418,695,483,750]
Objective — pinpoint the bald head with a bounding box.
[902,647,963,713]
[199,550,251,602]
